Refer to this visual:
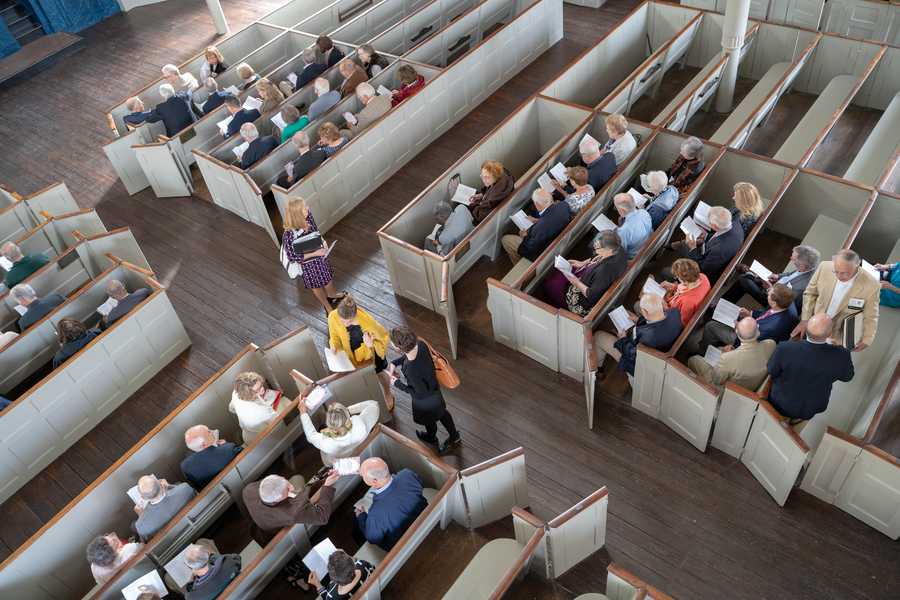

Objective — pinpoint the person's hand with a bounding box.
[133,504,144,516]
[736,263,749,274]
[551,179,564,191]
[308,571,321,588]
[791,320,808,339]
[738,307,751,319]
[297,398,308,414]
[518,229,528,237]
[880,280,900,293]
[761,279,773,290]
[386,363,396,376]
[563,271,578,283]
[660,281,676,291]
[389,372,399,385]
[685,236,698,250]
[217,439,226,446]
[767,273,779,284]
[526,215,538,223]
[305,248,326,258]
[626,310,638,322]
[615,327,628,339]
[324,469,340,487]
[852,342,868,352]
[873,263,889,271]
[363,331,374,348]
[722,345,734,353]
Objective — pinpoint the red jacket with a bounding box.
[391,75,425,107]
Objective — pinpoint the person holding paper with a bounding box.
[601,113,637,166]
[1,242,49,288]
[577,135,616,191]
[724,245,820,308]
[282,199,339,312]
[277,132,326,189]
[123,96,152,128]
[340,83,391,138]
[611,193,652,259]
[300,400,380,465]
[328,295,395,409]
[656,258,710,327]
[309,549,375,600]
[354,458,427,551]
[425,202,472,256]
[53,318,99,368]
[316,122,349,157]
[664,136,705,193]
[145,83,197,136]
[181,425,242,490]
[278,104,309,143]
[501,189,571,263]
[256,77,285,114]
[228,371,286,444]
[132,474,197,541]
[546,230,628,316]
[238,123,278,170]
[86,533,144,584]
[730,182,764,236]
[243,471,340,547]
[100,279,150,329]
[558,166,595,213]
[338,59,368,98]
[874,261,900,307]
[357,44,390,78]
[671,205,743,281]
[390,64,426,107]
[199,45,228,82]
[221,95,260,139]
[693,284,797,354]
[286,48,327,94]
[200,78,234,115]
[643,170,679,229]
[183,543,241,600]
[467,160,516,223]
[308,77,342,121]
[10,283,63,331]
[316,35,345,68]
[688,317,775,390]
[236,62,260,91]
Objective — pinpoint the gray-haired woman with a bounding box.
[665,136,705,193]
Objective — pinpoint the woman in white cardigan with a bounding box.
[299,400,380,465]
[229,372,284,444]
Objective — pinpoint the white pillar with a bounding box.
[206,0,229,35]
[715,0,751,113]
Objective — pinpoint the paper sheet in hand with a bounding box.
[287,72,298,87]
[224,85,240,96]
[343,111,357,126]
[679,216,704,240]
[325,347,355,372]
[217,115,234,135]
[13,304,27,316]
[703,345,722,367]
[303,538,338,579]
[0,256,13,270]
[554,255,572,274]
[450,183,477,206]
[749,260,773,281]
[96,297,119,317]
[549,162,568,182]
[377,85,392,96]
[609,306,633,334]
[270,112,287,130]
[627,188,647,208]
[712,298,741,327]
[861,259,880,281]
[581,133,600,148]
[642,277,666,298]
[334,456,360,476]
[242,96,263,111]
[640,173,650,191]
[591,213,617,232]
[122,569,168,600]
[127,485,143,506]
[693,201,711,229]
[537,173,554,193]
[426,223,441,242]
[510,210,533,230]
[305,385,332,413]
[284,161,295,179]
[233,141,250,160]
[354,491,374,512]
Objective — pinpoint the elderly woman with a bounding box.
[543,230,628,316]
[643,170,679,228]
[731,182,764,235]
[53,318,98,368]
[256,77,285,114]
[602,113,637,166]
[200,45,228,81]
[299,400,379,465]
[237,62,260,90]
[87,533,144,584]
[425,201,473,256]
[391,64,425,107]
[308,549,375,600]
[665,136,705,192]
[560,166,595,214]
[659,258,711,326]
[228,372,284,444]
[357,44,390,78]
[282,198,339,312]
[467,160,516,223]
[279,104,309,143]
[161,63,199,93]
[317,122,349,157]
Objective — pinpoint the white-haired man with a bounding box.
[180,425,241,490]
[578,135,616,191]
[341,82,391,138]
[238,122,278,170]
[2,241,49,288]
[200,77,234,115]
[145,82,197,136]
[676,204,744,281]
[725,244,820,308]
[643,170,679,228]
[501,188,571,264]
[688,317,775,390]
[123,97,152,128]
[11,283,64,331]
[132,474,197,541]
[101,279,151,330]
[612,193,652,259]
[242,470,339,546]
[276,131,326,188]
[353,457,427,551]
[338,58,368,98]
[183,543,241,600]
[308,77,341,121]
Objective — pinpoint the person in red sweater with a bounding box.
[660,258,710,326]
[391,65,425,107]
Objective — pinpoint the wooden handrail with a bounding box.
[864,361,900,444]
[460,447,525,477]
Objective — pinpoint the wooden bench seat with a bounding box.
[442,538,524,599]
[843,92,900,185]
[501,257,533,286]
[711,61,791,144]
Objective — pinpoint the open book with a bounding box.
[703,345,722,367]
[343,111,358,126]
[334,456,360,476]
[510,210,533,231]
[591,213,617,232]
[271,112,288,131]
[0,256,14,271]
[861,259,880,281]
[641,277,666,298]
[608,305,633,335]
[12,304,27,316]
[450,183,477,206]
[223,85,240,96]
[537,173,554,193]
[127,484,145,507]
[711,298,741,327]
[287,72,298,87]
[749,260,773,280]
[627,187,647,208]
[377,84,392,96]
[325,347,355,372]
[233,141,250,160]
[242,96,263,111]
[304,385,332,413]
[303,538,338,579]
[693,201,711,229]
[549,162,568,182]
[217,115,234,136]
[679,216,704,240]
[96,297,119,317]
[122,569,168,600]
[554,255,572,274]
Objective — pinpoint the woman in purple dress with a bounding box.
[282,198,342,312]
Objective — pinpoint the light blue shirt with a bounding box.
[616,209,653,259]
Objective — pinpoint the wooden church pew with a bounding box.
[842,92,900,186]
[366,0,480,57]
[0,181,79,246]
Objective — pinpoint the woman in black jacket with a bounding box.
[388,327,461,454]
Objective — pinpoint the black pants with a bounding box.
[423,410,459,441]
[723,273,768,305]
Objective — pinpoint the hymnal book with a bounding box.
[284,161,295,179]
[291,231,325,254]
[122,570,168,600]
[217,115,234,136]
[609,305,633,335]
[549,162,568,182]
[627,188,647,208]
[263,388,282,409]
[712,298,741,327]
[0,256,14,270]
[639,173,650,191]
[703,345,722,367]
[537,173,554,193]
[861,259,880,281]
[12,304,27,316]
[126,485,143,506]
[679,216,704,240]
[270,112,287,131]
[426,223,441,242]
[334,456,360,476]
[343,111,357,126]
[554,255,572,274]
[591,213,617,232]
[325,347,355,372]
[693,201,711,229]
[224,85,240,96]
[642,277,666,298]
[164,541,219,588]
[376,85,392,96]
[581,133,600,148]
[749,260,773,281]
[96,297,119,317]
[242,96,263,111]
[287,72,298,87]
[450,183,477,206]
[233,141,250,160]
[842,312,863,349]
[510,210,534,231]
[303,538,338,579]
[305,385,332,413]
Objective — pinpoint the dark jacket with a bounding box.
[689,222,744,281]
[124,111,152,127]
[103,288,151,329]
[146,92,197,136]
[356,469,427,550]
[202,91,234,115]
[225,108,261,139]
[297,62,327,90]
[767,340,854,420]
[392,340,445,425]
[4,253,49,288]
[53,329,100,368]
[469,169,515,224]
[666,156,704,192]
[752,307,797,344]
[322,46,345,68]
[576,250,628,313]
[243,481,335,546]
[517,201,572,261]
[185,553,242,600]
[586,152,616,191]
[613,309,682,375]
[276,148,327,189]
[730,207,758,236]
[18,293,65,331]
[361,52,390,77]
[181,442,242,490]
[241,136,279,170]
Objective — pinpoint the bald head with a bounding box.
[806,313,833,342]
[735,317,759,342]
[1,242,22,262]
[185,425,216,452]
[138,475,164,502]
[106,279,127,300]
[614,193,635,214]
[360,457,391,488]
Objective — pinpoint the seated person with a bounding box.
[601,113,637,165]
[425,201,473,256]
[768,313,854,426]
[200,78,233,115]
[146,83,197,136]
[183,543,241,600]
[353,458,427,551]
[279,104,309,143]
[308,77,342,121]
[671,205,744,281]
[53,318,99,368]
[236,62,260,90]
[86,533,144,584]
[284,48,327,95]
[665,136,705,193]
[308,549,376,600]
[611,193,652,259]
[558,166,594,214]
[101,280,151,329]
[593,292,681,380]
[11,283,64,330]
[238,123,278,170]
[875,260,900,307]
[549,230,628,316]
[341,83,391,138]
[577,135,616,192]
[657,258,711,327]
[200,45,228,81]
[338,59,368,98]
[162,63,199,93]
[688,317,776,390]
[2,242,49,287]
[357,44,390,77]
[300,400,380,466]
[390,64,425,107]
[695,284,797,354]
[643,170,679,229]
[228,371,284,444]
[132,474,197,541]
[731,182,763,236]
[276,131,326,189]
[317,35,345,68]
[257,77,285,114]
[467,160,516,224]
[316,122,348,158]
[123,97,152,127]
[181,425,242,490]
[501,189,571,264]
[723,244,820,307]
[242,471,340,545]
[222,95,260,139]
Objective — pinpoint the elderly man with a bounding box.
[180,425,242,490]
[222,95,260,139]
[123,97,152,128]
[183,544,241,600]
[338,59,368,98]
[282,48,326,96]
[242,471,340,546]
[2,242,49,288]
[768,313,854,424]
[426,202,473,256]
[793,249,880,352]
[238,123,278,170]
[132,474,197,541]
[11,283,64,330]
[145,83,197,137]
[354,458,427,551]
[501,189,571,264]
[101,279,151,329]
[276,131,326,189]
[725,245,820,307]
[675,205,744,281]
[579,136,616,191]
[200,78,233,115]
[341,82,391,138]
[688,317,775,390]
[612,193,652,259]
[86,532,144,584]
[308,77,341,121]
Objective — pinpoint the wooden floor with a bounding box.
[0,1,898,598]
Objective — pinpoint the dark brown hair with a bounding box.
[390,326,418,353]
[769,283,795,309]
[57,318,87,344]
[336,294,358,320]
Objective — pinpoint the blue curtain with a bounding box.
[0,19,20,58]
[23,0,120,34]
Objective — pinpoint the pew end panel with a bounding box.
[632,346,668,419]
[79,228,152,276]
[800,427,865,503]
[741,400,810,506]
[259,326,327,396]
[545,487,609,579]
[834,445,900,539]
[659,358,721,452]
[23,182,79,221]
[457,447,528,529]
[711,382,761,458]
[260,0,337,28]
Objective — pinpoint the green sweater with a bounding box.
[4,254,49,287]
[281,116,310,143]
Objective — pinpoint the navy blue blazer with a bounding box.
[752,307,797,343]
[181,442,242,490]
[53,329,99,368]
[102,288,151,330]
[356,469,427,550]
[241,136,279,169]
[124,110,152,127]
[689,222,744,281]
[767,340,854,420]
[146,93,197,136]
[18,293,65,331]
[614,309,682,375]
[226,108,261,139]
[517,201,572,261]
[202,91,233,115]
[296,62,327,90]
[586,152,616,191]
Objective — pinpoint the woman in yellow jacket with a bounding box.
[327,295,394,410]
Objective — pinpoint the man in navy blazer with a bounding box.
[501,189,572,264]
[180,425,242,490]
[145,83,197,136]
[723,245,820,309]
[11,283,64,331]
[200,78,235,115]
[684,206,744,281]
[293,48,327,92]
[101,280,151,330]
[238,123,278,170]
[767,313,854,421]
[223,96,260,139]
[354,458,427,551]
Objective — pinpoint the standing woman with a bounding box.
[200,46,228,81]
[282,198,341,313]
[388,326,461,454]
[328,295,395,409]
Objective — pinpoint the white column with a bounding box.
[206,0,229,35]
[715,0,752,113]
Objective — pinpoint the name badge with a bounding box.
[848,298,864,309]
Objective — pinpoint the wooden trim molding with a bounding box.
[548,486,608,528]
[460,447,525,477]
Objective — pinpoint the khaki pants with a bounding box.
[501,234,523,264]
[593,331,622,366]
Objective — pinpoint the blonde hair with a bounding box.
[256,78,284,103]
[205,46,225,64]
[322,403,352,437]
[481,160,504,181]
[606,113,628,135]
[318,122,341,143]
[733,182,763,219]
[234,372,265,401]
[237,63,255,80]
[283,198,310,231]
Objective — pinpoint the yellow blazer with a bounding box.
[327,308,389,366]
[801,261,880,345]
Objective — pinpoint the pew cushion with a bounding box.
[353,487,439,567]
[711,62,791,144]
[442,538,523,600]
[843,92,900,184]
[502,258,533,286]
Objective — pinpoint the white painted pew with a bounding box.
[742,400,811,505]
[367,0,479,56]
[843,92,900,185]
[822,0,900,45]
[580,562,674,600]
[258,0,345,29]
[329,0,434,44]
[544,487,609,578]
[0,181,80,245]
[682,0,827,30]
[710,61,791,143]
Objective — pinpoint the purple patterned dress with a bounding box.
[282,212,334,289]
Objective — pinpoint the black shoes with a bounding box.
[416,430,438,445]
[438,435,462,455]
